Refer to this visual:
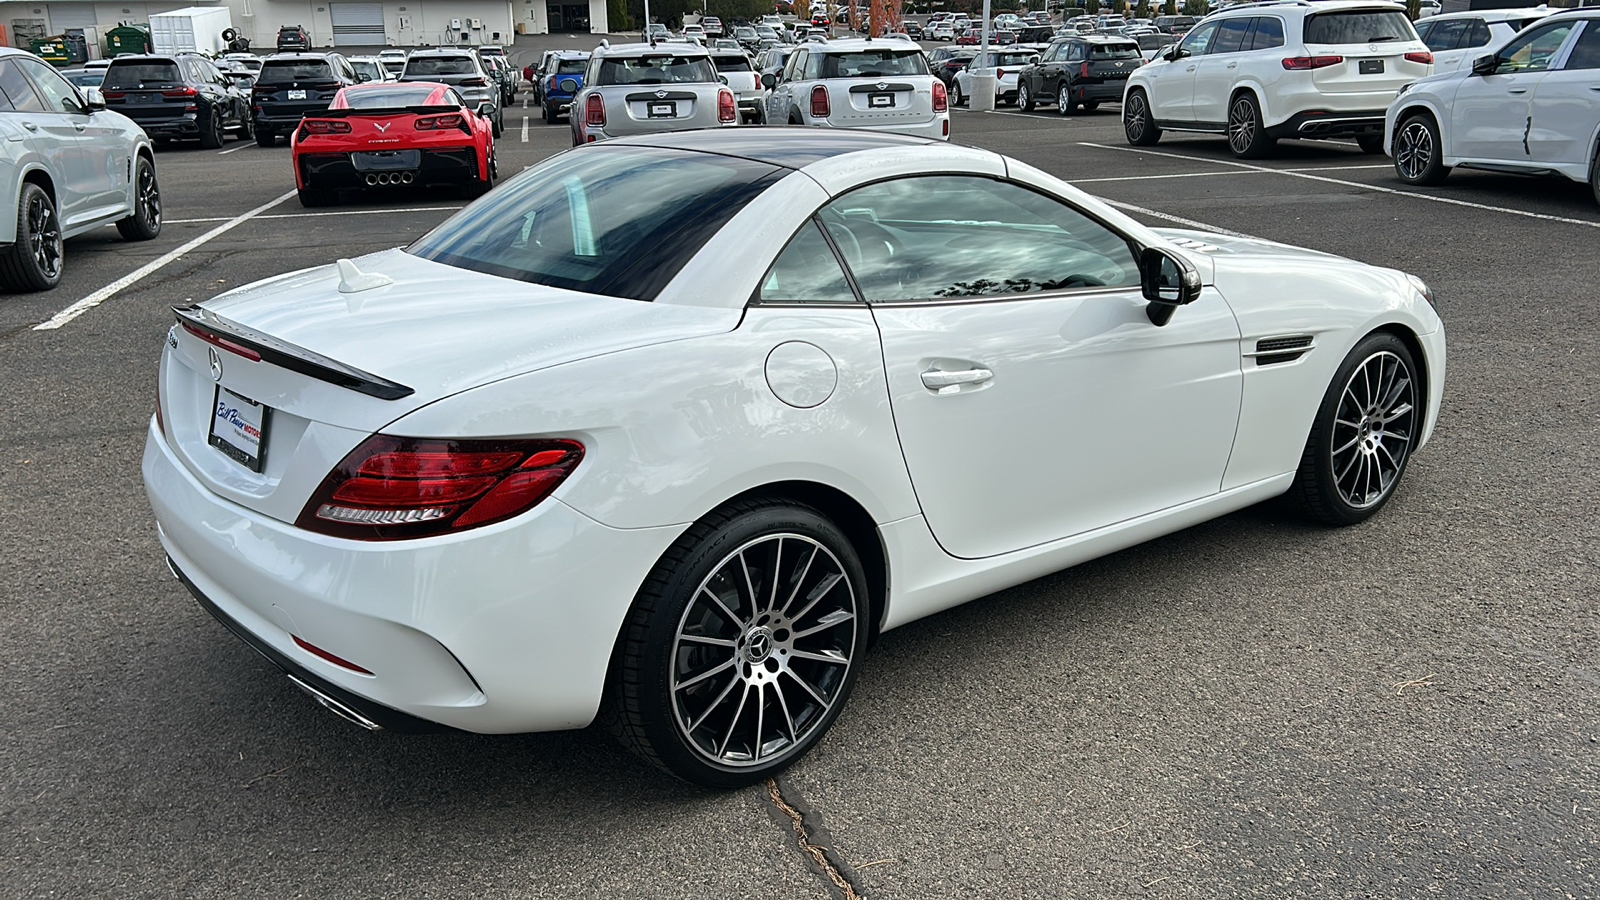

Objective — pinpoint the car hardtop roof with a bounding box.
[1539,6,1600,19]
[1419,5,1554,22]
[808,37,926,52]
[609,127,940,169]
[408,47,477,57]
[596,41,713,56]
[265,51,341,60]
[550,50,591,58]
[1204,0,1408,16]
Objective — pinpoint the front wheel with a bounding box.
[0,183,64,292]
[1393,114,1448,186]
[1123,88,1159,143]
[949,80,964,107]
[606,499,871,788]
[1018,81,1034,112]
[199,109,225,149]
[115,155,162,241]
[1289,333,1421,526]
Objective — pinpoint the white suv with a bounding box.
[1384,8,1600,205]
[1123,0,1433,158]
[1413,7,1560,76]
[763,38,950,140]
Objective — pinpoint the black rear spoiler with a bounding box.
[304,104,464,118]
[173,304,415,401]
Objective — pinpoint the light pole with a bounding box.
[970,0,995,110]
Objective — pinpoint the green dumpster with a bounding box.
[105,24,152,57]
[29,37,71,66]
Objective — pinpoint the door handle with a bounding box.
[21,121,37,131]
[1508,88,1527,94]
[73,122,85,132]
[921,366,994,391]
[1185,65,1196,72]
[1226,62,1237,68]
[1589,86,1600,92]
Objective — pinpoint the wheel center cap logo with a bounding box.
[746,627,774,663]
[207,346,223,382]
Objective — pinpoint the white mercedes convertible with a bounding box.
[144,129,1446,787]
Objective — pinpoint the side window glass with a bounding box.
[1462,19,1491,48]
[1496,21,1577,73]
[820,176,1140,303]
[18,58,83,113]
[1251,17,1284,50]
[1179,21,1218,56]
[756,220,858,304]
[1211,18,1251,55]
[1564,22,1600,70]
[1421,19,1462,51]
[0,61,47,112]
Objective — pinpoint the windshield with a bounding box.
[984,51,1037,67]
[408,147,780,300]
[351,60,383,80]
[712,54,753,72]
[259,60,334,83]
[341,85,440,107]
[1092,42,1141,59]
[819,50,929,77]
[405,56,476,76]
[1304,10,1415,44]
[597,54,718,85]
[104,62,182,88]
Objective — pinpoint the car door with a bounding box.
[25,58,126,218]
[829,175,1242,559]
[1149,20,1218,122]
[1190,16,1254,125]
[0,58,97,226]
[1449,19,1581,162]
[1527,20,1600,168]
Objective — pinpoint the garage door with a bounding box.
[48,4,98,31]
[330,2,385,46]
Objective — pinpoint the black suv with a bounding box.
[277,25,311,51]
[251,52,358,146]
[101,54,252,148]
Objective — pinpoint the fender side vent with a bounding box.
[1247,335,1314,366]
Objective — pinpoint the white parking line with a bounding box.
[34,189,297,332]
[1075,164,1390,184]
[1081,142,1600,229]
[217,142,252,156]
[1096,197,1258,239]
[163,205,462,225]
[522,116,530,142]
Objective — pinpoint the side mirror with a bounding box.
[1162,45,1185,61]
[1470,54,1498,76]
[477,101,495,117]
[83,87,106,111]
[761,72,777,88]
[1029,54,1041,65]
[718,74,729,85]
[356,74,370,83]
[1140,247,1202,325]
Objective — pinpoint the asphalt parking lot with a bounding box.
[3,87,1599,899]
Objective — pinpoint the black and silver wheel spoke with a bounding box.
[671,533,858,767]
[1228,100,1254,153]
[1397,122,1432,181]
[28,197,61,278]
[1125,95,1144,135]
[1330,350,1416,509]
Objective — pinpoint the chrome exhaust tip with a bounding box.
[286,674,383,731]
[400,172,414,184]
[364,173,379,186]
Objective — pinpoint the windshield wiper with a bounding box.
[1368,35,1401,42]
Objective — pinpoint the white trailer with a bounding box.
[149,7,234,55]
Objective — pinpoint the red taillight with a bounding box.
[162,86,197,97]
[414,114,465,130]
[932,80,947,112]
[180,320,261,362]
[102,90,126,99]
[302,120,352,134]
[296,436,584,540]
[461,77,488,86]
[718,88,736,123]
[1080,61,1090,79]
[548,75,558,91]
[996,68,1006,81]
[586,93,605,127]
[1405,51,1433,65]
[1282,55,1343,70]
[292,635,374,674]
[810,84,830,118]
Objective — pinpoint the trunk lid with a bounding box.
[160,249,739,522]
[1303,8,1431,95]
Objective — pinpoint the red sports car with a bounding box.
[290,81,498,207]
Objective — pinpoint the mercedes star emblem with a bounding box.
[208,346,223,382]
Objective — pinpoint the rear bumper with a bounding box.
[255,110,328,131]
[808,115,950,141]
[143,418,685,734]
[132,114,200,136]
[1074,81,1127,104]
[297,146,484,188]
[1266,109,1387,140]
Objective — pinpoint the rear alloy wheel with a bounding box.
[0,183,64,292]
[1393,114,1448,186]
[199,109,225,149]
[255,127,275,148]
[607,499,870,788]
[950,79,964,107]
[1018,81,1034,112]
[1123,88,1159,144]
[1290,333,1420,526]
[1226,92,1274,159]
[1058,84,1074,115]
[236,113,255,142]
[115,155,162,241]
